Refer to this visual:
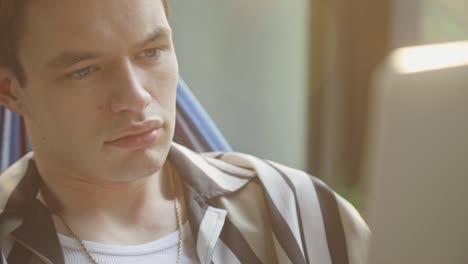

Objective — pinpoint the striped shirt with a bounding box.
[0,142,370,264]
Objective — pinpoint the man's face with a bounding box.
[16,0,178,181]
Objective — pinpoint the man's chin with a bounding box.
[106,144,169,181]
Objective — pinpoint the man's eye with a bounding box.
[66,66,99,79]
[137,48,161,59]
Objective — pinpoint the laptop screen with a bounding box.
[365,41,468,264]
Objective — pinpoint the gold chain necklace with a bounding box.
[57,166,184,264]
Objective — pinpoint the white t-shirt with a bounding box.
[58,223,200,264]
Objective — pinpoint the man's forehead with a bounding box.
[22,0,168,39]
[19,0,170,65]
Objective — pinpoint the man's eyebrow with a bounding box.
[46,51,101,69]
[46,27,171,69]
[138,27,172,48]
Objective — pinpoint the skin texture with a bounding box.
[0,0,182,244]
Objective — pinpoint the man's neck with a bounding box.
[36,160,181,245]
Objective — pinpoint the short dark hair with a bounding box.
[0,0,27,85]
[0,0,171,86]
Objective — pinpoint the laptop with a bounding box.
[365,41,468,264]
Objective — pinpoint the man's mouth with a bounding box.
[106,120,164,150]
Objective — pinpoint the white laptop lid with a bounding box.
[365,41,468,264]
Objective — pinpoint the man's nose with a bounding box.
[110,60,152,114]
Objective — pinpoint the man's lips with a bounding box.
[106,120,164,150]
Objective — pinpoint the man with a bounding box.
[0,0,369,263]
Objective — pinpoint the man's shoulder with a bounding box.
[172,142,329,197]
[188,148,370,264]
[199,148,327,196]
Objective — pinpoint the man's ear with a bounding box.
[0,68,24,114]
